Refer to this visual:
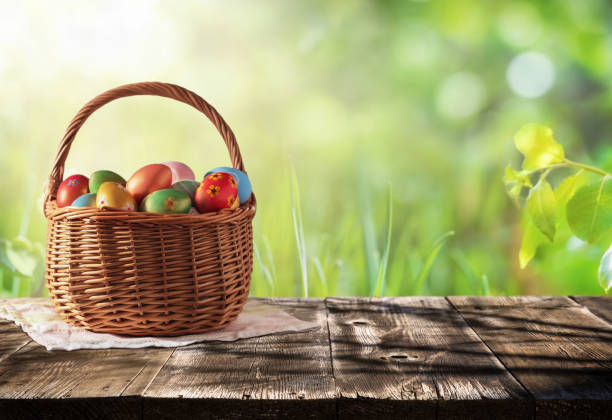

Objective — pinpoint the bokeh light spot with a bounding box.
[506,51,555,98]
[436,72,486,119]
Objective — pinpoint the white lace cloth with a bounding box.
[0,298,319,351]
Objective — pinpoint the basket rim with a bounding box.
[46,194,256,224]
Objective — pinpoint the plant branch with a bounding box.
[564,159,610,177]
[526,160,611,178]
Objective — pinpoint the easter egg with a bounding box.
[195,172,239,213]
[163,161,195,184]
[171,180,200,202]
[205,167,252,204]
[89,170,126,194]
[126,164,172,204]
[140,189,191,214]
[70,193,97,208]
[56,174,89,208]
[97,182,136,211]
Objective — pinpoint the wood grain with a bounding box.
[0,341,173,420]
[143,298,336,419]
[0,320,31,364]
[450,296,612,419]
[326,297,532,419]
[572,296,612,325]
[1,297,611,419]
[0,397,140,420]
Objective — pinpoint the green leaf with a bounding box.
[598,243,612,293]
[567,176,612,243]
[4,237,44,278]
[526,178,557,241]
[514,123,565,170]
[519,217,547,269]
[503,165,533,204]
[0,239,15,272]
[555,170,589,208]
[503,165,532,188]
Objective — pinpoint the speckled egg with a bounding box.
[195,172,239,213]
[70,193,97,208]
[126,164,172,204]
[171,180,200,202]
[205,166,252,204]
[56,174,89,208]
[89,170,126,194]
[163,161,195,184]
[140,189,191,214]
[97,182,136,211]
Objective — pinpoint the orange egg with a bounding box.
[126,164,172,204]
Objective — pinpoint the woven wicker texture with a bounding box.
[44,82,256,336]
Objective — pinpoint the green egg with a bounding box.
[140,189,191,214]
[171,180,200,202]
[89,170,126,194]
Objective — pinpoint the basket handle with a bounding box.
[44,81,245,211]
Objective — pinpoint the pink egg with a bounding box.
[163,161,195,184]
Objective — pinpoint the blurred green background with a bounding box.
[1,0,611,297]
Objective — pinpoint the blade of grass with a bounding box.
[357,165,380,291]
[263,235,278,290]
[481,274,490,296]
[11,274,21,297]
[374,183,393,296]
[413,230,455,295]
[254,241,275,293]
[312,256,328,296]
[386,223,416,296]
[290,162,308,297]
[449,249,481,294]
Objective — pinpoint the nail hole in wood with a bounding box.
[391,354,408,359]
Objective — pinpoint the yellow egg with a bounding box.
[96,182,136,211]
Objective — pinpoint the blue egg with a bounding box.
[71,193,97,208]
[205,167,252,204]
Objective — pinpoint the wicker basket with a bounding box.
[43,82,256,336]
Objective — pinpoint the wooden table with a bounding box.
[0,297,611,419]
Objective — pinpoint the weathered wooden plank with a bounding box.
[122,348,175,397]
[0,397,140,420]
[143,298,335,419]
[0,320,31,364]
[572,296,612,325]
[450,296,579,308]
[0,296,610,419]
[326,297,532,419]
[450,296,612,419]
[0,341,174,420]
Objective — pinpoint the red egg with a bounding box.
[56,174,89,208]
[126,164,172,204]
[195,172,239,213]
